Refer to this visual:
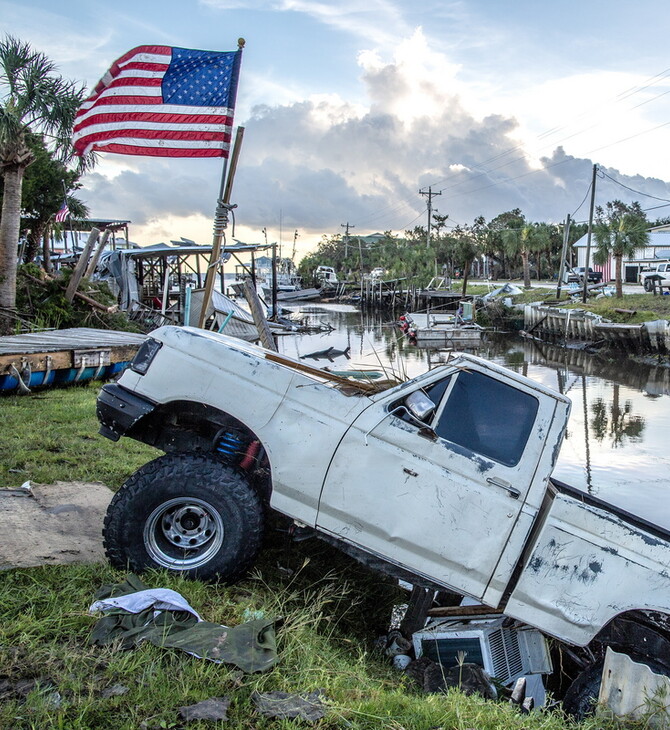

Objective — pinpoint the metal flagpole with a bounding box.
[197,39,246,328]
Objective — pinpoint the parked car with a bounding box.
[567,267,603,284]
[639,262,670,291]
[97,327,670,715]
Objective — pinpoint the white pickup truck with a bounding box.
[639,261,670,291]
[98,325,670,712]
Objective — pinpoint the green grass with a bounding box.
[0,383,155,489]
[1,561,631,730]
[463,280,670,324]
[0,383,648,729]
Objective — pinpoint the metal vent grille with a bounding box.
[488,628,524,683]
[488,628,508,681]
[502,628,524,677]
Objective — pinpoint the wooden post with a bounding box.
[65,227,99,302]
[198,126,246,328]
[85,229,111,278]
[271,242,278,318]
[242,278,277,351]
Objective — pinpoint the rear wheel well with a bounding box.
[592,610,670,671]
[128,400,272,501]
[560,610,670,718]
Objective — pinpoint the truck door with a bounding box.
[317,364,557,600]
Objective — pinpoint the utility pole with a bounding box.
[556,213,572,299]
[292,229,299,261]
[341,222,354,259]
[582,164,598,304]
[419,186,441,248]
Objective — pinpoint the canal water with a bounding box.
[277,302,670,529]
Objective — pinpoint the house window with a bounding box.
[433,370,539,467]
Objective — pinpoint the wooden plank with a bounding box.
[427,604,503,618]
[65,228,99,301]
[264,351,377,392]
[243,279,276,351]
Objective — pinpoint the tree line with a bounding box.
[299,204,662,296]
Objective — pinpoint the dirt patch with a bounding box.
[0,481,112,569]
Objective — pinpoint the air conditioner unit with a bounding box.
[412,615,552,687]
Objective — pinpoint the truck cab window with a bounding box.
[433,370,539,467]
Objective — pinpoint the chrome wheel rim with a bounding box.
[144,497,224,570]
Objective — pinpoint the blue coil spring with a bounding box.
[216,432,244,457]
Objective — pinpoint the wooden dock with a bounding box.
[0,328,146,393]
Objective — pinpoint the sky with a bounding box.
[4,0,670,258]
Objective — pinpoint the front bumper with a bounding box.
[97,383,157,442]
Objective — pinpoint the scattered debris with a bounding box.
[0,676,61,707]
[179,697,231,723]
[100,684,130,699]
[251,689,328,722]
[509,677,534,714]
[599,648,670,725]
[89,575,278,673]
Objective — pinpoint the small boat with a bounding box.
[399,304,483,345]
[0,328,146,394]
[409,324,483,345]
[264,286,322,303]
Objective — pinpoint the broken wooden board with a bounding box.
[0,481,113,569]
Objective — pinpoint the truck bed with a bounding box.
[550,477,670,544]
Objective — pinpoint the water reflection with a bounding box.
[590,385,645,448]
[278,304,670,528]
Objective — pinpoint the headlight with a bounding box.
[131,338,162,375]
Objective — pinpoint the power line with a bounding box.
[598,169,670,204]
[571,179,595,219]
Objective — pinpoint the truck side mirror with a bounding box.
[405,391,435,422]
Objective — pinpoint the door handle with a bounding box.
[486,476,521,499]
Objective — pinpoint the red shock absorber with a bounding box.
[240,440,261,470]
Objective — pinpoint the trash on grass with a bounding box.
[89,575,278,673]
[251,689,328,722]
[179,697,231,723]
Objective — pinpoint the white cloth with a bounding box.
[90,588,202,621]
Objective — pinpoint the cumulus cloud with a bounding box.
[79,28,670,246]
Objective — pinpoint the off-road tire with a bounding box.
[103,453,264,582]
[644,279,653,292]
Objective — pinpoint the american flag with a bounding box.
[72,45,242,158]
[55,202,69,222]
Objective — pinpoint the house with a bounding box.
[573,224,670,282]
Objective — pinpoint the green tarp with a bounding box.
[89,575,277,673]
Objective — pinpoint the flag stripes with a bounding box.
[73,44,241,158]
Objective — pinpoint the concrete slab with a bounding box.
[0,481,113,569]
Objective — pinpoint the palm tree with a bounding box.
[593,200,649,298]
[502,221,551,289]
[0,36,87,332]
